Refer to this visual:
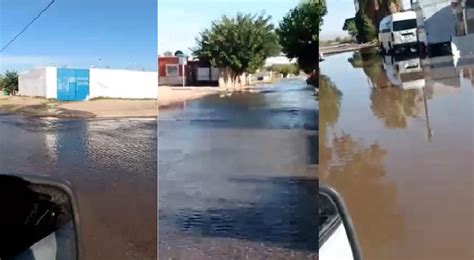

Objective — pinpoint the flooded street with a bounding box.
[158,80,318,259]
[0,116,157,259]
[319,49,474,260]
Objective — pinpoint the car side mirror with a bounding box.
[0,174,81,260]
[319,184,362,260]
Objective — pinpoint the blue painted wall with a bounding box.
[57,68,90,101]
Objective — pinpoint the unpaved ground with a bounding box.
[158,85,276,108]
[158,86,221,108]
[0,96,157,118]
[0,96,50,107]
[59,99,157,118]
[1,84,277,118]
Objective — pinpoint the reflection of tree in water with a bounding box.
[370,87,425,128]
[321,132,404,259]
[318,75,342,173]
[348,48,391,88]
[319,73,404,257]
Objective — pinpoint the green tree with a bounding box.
[276,0,326,80]
[193,13,280,85]
[343,18,358,39]
[355,11,377,43]
[174,50,184,56]
[0,71,19,95]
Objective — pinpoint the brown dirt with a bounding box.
[0,96,157,118]
[58,99,157,118]
[158,86,221,108]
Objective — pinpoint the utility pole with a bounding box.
[422,86,433,142]
[178,54,187,87]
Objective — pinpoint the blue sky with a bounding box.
[321,0,412,40]
[0,0,157,72]
[158,0,299,56]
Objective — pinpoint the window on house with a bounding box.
[166,64,179,77]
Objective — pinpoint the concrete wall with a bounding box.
[89,68,157,99]
[18,67,57,98]
[159,76,183,86]
[45,67,57,99]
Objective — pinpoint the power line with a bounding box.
[0,0,56,53]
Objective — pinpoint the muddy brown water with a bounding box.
[158,79,318,259]
[0,117,157,259]
[319,49,474,260]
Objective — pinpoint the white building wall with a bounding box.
[45,67,57,99]
[18,68,48,97]
[89,69,158,99]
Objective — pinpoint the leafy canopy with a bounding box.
[0,71,19,95]
[270,64,300,77]
[343,18,358,38]
[193,13,280,77]
[276,0,327,74]
[355,11,377,43]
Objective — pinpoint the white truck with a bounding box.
[411,0,457,56]
[379,11,419,54]
[382,56,426,89]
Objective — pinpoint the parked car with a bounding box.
[379,11,419,55]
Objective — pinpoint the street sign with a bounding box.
[178,56,187,65]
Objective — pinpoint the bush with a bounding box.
[0,71,19,95]
[270,64,300,77]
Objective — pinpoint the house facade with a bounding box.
[158,56,188,86]
[158,56,220,86]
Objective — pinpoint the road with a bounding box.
[0,115,157,259]
[158,79,318,259]
[319,49,474,260]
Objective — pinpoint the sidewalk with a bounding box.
[158,86,221,108]
[320,42,378,56]
[1,84,276,118]
[158,84,268,108]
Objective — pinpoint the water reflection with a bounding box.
[350,49,470,138]
[318,75,342,175]
[323,134,404,258]
[370,87,425,128]
[0,116,157,259]
[320,49,474,259]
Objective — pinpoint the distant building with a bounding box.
[158,56,188,86]
[158,56,220,86]
[19,67,157,100]
[265,56,296,67]
[187,58,219,86]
